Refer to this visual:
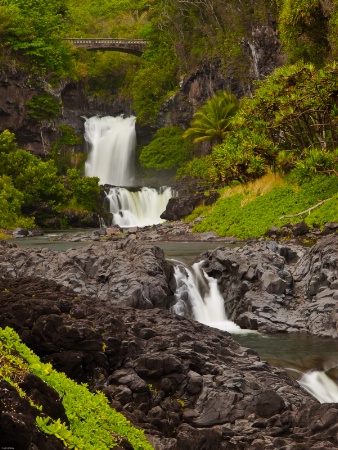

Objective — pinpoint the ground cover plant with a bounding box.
[192,174,338,238]
[0,326,154,450]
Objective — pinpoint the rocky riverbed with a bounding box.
[202,235,338,338]
[1,231,338,449]
[2,275,338,449]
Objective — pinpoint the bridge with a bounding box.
[63,38,148,56]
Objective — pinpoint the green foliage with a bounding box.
[0,130,68,228]
[277,0,329,64]
[238,62,338,154]
[0,175,35,229]
[139,126,192,170]
[183,92,239,145]
[0,129,18,153]
[0,327,154,450]
[26,94,61,122]
[193,175,338,238]
[132,30,178,123]
[1,0,73,75]
[66,168,100,212]
[0,147,66,208]
[292,148,338,181]
[208,129,276,184]
[49,125,84,175]
[177,156,213,181]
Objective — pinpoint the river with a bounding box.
[13,233,338,403]
[14,114,338,403]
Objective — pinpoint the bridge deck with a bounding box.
[64,38,148,56]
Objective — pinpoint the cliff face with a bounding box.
[0,69,133,156]
[0,68,53,155]
[0,20,283,154]
[158,23,283,129]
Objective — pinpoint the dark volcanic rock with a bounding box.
[0,239,175,309]
[201,236,338,337]
[161,192,219,221]
[1,276,338,449]
[0,379,67,450]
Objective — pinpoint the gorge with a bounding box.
[2,110,338,449]
[2,0,338,448]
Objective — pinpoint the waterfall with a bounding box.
[84,115,136,186]
[84,115,173,227]
[299,371,338,403]
[107,186,172,227]
[171,260,245,333]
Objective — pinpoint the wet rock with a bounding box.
[12,227,29,237]
[161,192,219,221]
[0,239,175,309]
[261,271,287,295]
[201,237,338,337]
[1,276,338,449]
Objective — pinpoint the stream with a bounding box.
[13,114,338,404]
[14,234,338,404]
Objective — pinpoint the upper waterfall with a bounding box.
[84,115,136,186]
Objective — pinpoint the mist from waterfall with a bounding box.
[84,115,173,227]
[171,260,247,334]
[84,115,136,186]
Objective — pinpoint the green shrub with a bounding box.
[3,0,73,75]
[66,168,100,212]
[26,94,60,122]
[139,126,192,170]
[177,156,212,180]
[49,125,84,175]
[0,327,154,450]
[278,0,329,64]
[0,176,35,229]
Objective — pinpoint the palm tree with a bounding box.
[183,91,239,145]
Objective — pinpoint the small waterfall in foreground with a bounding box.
[171,260,246,333]
[298,371,338,403]
[84,115,173,227]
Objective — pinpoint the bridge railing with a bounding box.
[63,38,148,45]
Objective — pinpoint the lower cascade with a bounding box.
[171,260,245,333]
[84,115,173,227]
[107,186,172,227]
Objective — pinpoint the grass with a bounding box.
[192,174,338,238]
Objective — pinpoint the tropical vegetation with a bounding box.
[0,130,100,230]
[0,326,154,449]
[1,0,338,231]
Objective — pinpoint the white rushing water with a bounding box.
[299,370,338,403]
[84,115,173,227]
[84,115,136,186]
[107,186,172,227]
[171,260,249,334]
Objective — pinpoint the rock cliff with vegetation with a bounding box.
[2,1,338,448]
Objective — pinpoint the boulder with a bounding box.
[0,239,175,309]
[201,237,338,337]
